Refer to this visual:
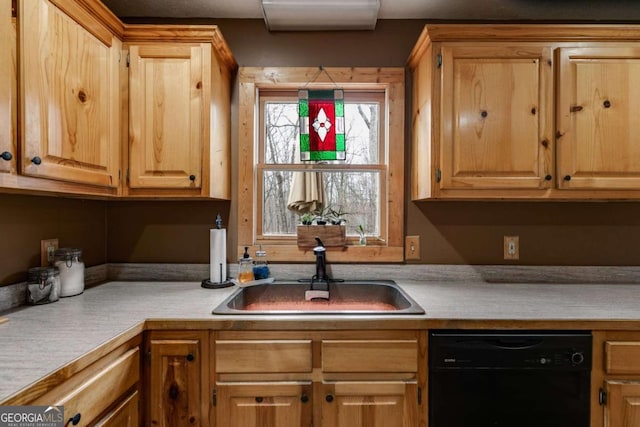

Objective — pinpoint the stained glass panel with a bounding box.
[298,89,345,161]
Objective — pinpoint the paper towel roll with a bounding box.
[210,229,227,283]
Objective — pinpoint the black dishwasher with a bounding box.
[429,330,591,427]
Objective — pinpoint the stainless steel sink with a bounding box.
[212,280,425,315]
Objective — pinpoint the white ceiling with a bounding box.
[100,0,640,22]
[100,0,441,19]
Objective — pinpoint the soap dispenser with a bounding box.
[238,246,255,283]
[253,245,270,280]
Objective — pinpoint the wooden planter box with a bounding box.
[297,225,346,248]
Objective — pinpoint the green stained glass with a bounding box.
[299,99,308,116]
[336,134,345,151]
[300,134,310,151]
[335,100,344,116]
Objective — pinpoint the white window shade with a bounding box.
[261,0,380,31]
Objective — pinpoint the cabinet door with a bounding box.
[128,44,206,190]
[216,382,312,427]
[19,0,120,187]
[558,47,640,190]
[605,381,640,427]
[148,338,203,427]
[439,46,553,192]
[321,381,418,427]
[0,0,15,174]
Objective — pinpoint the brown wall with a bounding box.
[0,194,107,286]
[4,19,640,285]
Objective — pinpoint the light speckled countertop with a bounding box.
[1,279,640,403]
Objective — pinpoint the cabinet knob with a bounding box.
[325,394,334,403]
[186,353,195,361]
[480,110,488,118]
[66,413,81,426]
[0,151,12,161]
[255,396,263,403]
[545,175,552,181]
[603,100,611,108]
[564,175,572,181]
[531,107,536,115]
[301,393,309,403]
[189,175,196,182]
[31,156,42,165]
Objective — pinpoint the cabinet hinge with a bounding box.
[435,168,442,183]
[599,388,607,405]
[146,350,151,365]
[417,386,422,405]
[436,53,442,68]
[126,52,130,67]
[212,388,217,406]
[126,169,130,184]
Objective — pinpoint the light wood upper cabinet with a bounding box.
[557,46,640,190]
[409,24,640,200]
[128,43,205,191]
[440,46,553,192]
[123,26,235,198]
[0,0,16,175]
[19,0,121,188]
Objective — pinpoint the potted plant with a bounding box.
[296,205,347,248]
[300,212,314,225]
[357,224,366,246]
[328,206,349,225]
[313,206,331,225]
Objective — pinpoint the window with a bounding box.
[238,67,404,262]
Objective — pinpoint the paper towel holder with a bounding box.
[202,213,234,289]
[202,262,233,289]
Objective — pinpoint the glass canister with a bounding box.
[238,246,255,283]
[253,246,270,280]
[27,266,60,305]
[54,248,85,297]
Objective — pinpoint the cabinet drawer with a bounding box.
[216,340,312,373]
[94,390,139,427]
[606,341,640,374]
[33,347,140,425]
[322,340,418,373]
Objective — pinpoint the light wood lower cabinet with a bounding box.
[213,331,425,427]
[94,390,139,427]
[593,331,640,427]
[216,382,313,427]
[321,381,418,427]
[145,330,210,427]
[27,338,141,427]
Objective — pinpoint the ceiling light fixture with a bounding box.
[261,0,380,31]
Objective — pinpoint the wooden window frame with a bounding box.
[238,67,404,262]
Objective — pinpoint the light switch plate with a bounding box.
[503,235,519,260]
[40,238,59,266]
[405,235,421,260]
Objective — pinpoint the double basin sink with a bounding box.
[213,279,424,315]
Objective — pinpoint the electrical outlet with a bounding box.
[40,238,59,266]
[405,235,421,260]
[504,236,519,260]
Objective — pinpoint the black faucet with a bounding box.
[305,237,330,300]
